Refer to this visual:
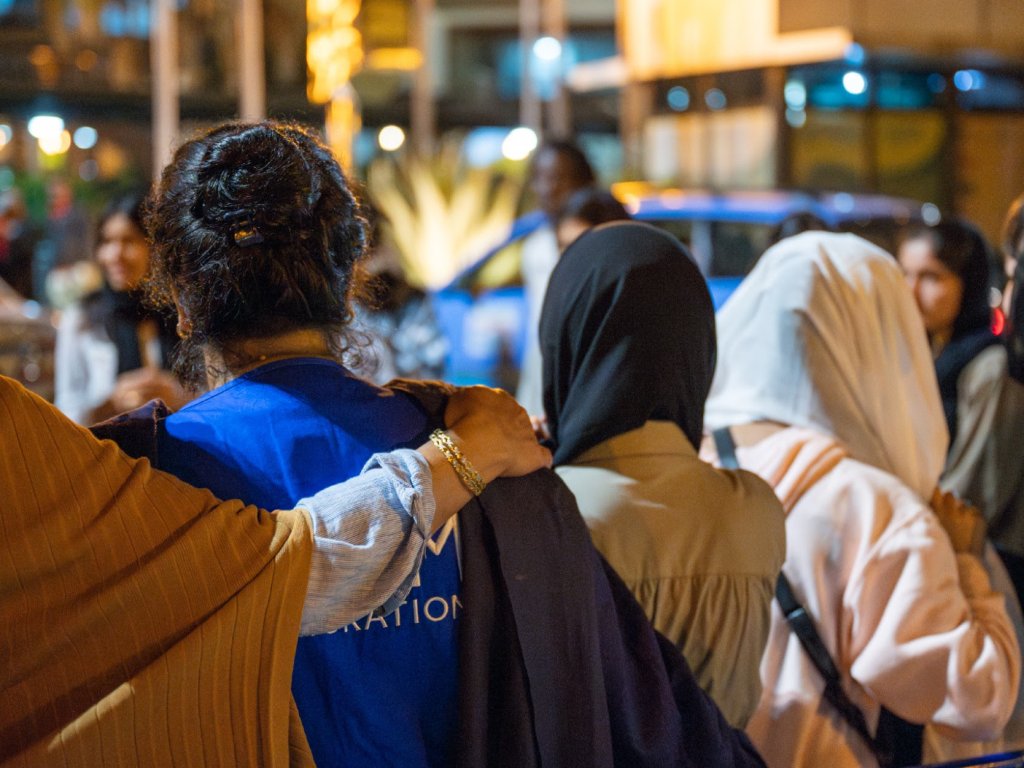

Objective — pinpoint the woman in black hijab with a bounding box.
[539,221,786,728]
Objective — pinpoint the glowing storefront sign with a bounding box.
[619,0,851,80]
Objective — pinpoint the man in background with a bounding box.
[516,139,595,416]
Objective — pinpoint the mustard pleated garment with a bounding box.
[0,376,315,767]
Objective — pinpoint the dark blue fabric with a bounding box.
[157,358,460,768]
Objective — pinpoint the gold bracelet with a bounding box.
[429,428,487,496]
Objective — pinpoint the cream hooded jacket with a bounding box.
[704,232,1020,768]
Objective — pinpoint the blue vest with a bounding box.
[158,358,461,767]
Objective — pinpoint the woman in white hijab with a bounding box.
[703,231,1020,768]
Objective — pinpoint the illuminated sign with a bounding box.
[620,0,851,80]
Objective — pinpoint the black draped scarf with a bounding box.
[84,285,178,374]
[539,221,716,466]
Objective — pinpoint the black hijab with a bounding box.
[540,221,716,465]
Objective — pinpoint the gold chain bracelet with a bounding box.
[429,428,487,496]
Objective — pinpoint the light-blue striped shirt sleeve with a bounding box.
[295,448,435,636]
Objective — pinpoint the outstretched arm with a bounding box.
[297,384,550,635]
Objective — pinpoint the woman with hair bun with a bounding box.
[128,120,761,768]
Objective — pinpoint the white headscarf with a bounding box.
[704,231,948,500]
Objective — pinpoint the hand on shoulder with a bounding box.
[446,385,552,481]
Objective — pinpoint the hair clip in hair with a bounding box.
[225,209,264,247]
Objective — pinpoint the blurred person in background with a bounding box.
[55,193,188,424]
[351,209,447,384]
[516,139,595,416]
[554,187,631,251]
[897,221,997,426]
[704,232,1019,768]
[898,221,1024,605]
[540,222,786,728]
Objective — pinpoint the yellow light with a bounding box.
[39,129,72,156]
[313,0,337,17]
[75,49,98,72]
[621,0,851,80]
[28,44,55,67]
[366,47,423,71]
[325,89,360,170]
[307,0,363,105]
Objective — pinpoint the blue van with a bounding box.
[433,188,933,386]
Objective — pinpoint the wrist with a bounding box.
[429,428,487,496]
[445,425,506,484]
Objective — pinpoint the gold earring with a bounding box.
[176,319,193,340]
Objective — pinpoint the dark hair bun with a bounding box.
[190,126,322,248]
[145,121,367,386]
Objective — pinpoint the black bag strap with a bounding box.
[775,572,892,766]
[710,427,896,767]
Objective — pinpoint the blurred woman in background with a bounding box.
[898,221,1024,604]
[897,221,997,436]
[55,193,187,423]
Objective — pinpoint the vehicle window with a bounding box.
[710,222,774,276]
[634,218,773,277]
